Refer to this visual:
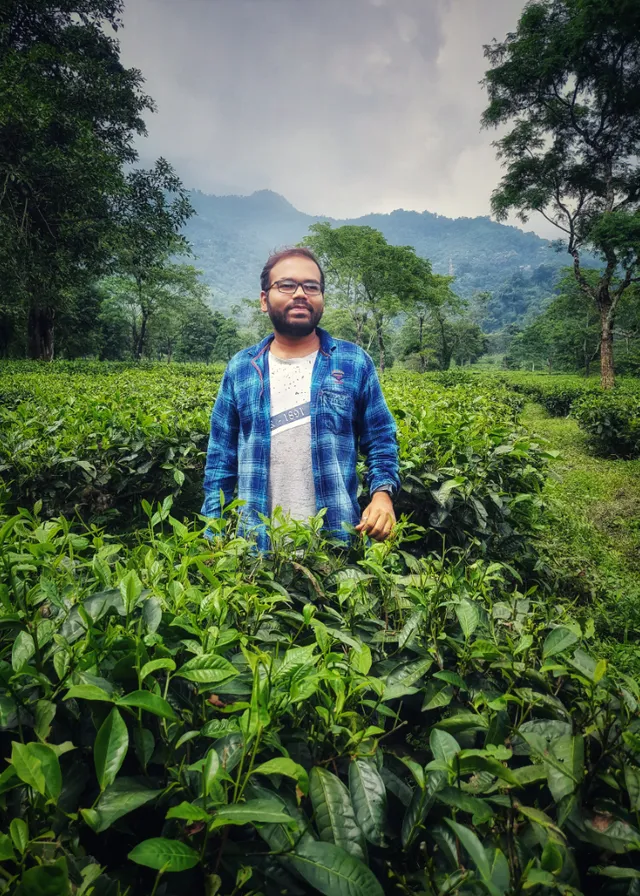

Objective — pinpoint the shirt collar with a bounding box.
[247,327,336,359]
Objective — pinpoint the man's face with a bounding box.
[260,256,324,338]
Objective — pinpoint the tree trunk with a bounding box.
[134,278,147,360]
[27,305,55,360]
[136,312,148,360]
[374,314,386,373]
[571,247,618,388]
[0,313,14,358]
[600,309,615,389]
[438,319,454,370]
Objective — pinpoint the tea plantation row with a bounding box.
[0,362,639,896]
[484,372,640,459]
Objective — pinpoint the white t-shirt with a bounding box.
[267,350,318,520]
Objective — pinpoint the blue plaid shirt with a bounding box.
[201,327,400,551]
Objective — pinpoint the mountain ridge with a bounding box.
[182,188,584,329]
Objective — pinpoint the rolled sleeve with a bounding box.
[357,360,400,497]
[201,367,239,520]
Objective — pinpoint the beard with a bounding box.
[266,299,324,338]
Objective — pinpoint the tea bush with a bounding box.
[496,377,599,418]
[495,372,640,420]
[2,362,639,895]
[385,375,553,562]
[0,363,223,523]
[1,504,639,895]
[572,392,640,459]
[1,365,552,562]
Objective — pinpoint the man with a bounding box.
[202,247,400,551]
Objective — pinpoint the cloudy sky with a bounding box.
[117,0,552,237]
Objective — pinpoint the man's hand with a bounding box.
[355,490,396,542]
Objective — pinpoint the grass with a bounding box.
[522,401,640,672]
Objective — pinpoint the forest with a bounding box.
[1,1,640,894]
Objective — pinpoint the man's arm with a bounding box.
[201,367,240,524]
[356,358,400,541]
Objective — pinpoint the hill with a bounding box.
[183,189,590,330]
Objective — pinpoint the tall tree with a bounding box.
[304,223,433,372]
[482,0,640,387]
[99,262,207,360]
[508,270,640,374]
[0,0,154,358]
[404,272,460,371]
[108,159,195,358]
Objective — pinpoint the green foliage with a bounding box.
[573,392,640,459]
[303,222,441,371]
[0,365,551,564]
[385,371,552,560]
[0,362,223,521]
[1,361,640,893]
[506,275,640,376]
[482,0,640,387]
[97,261,208,361]
[496,372,640,423]
[517,401,640,676]
[1,502,639,894]
[0,0,154,359]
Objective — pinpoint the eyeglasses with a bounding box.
[268,279,323,297]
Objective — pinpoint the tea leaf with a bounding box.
[203,748,220,797]
[95,707,129,791]
[117,690,177,720]
[445,818,491,883]
[385,657,432,690]
[349,758,386,847]
[590,866,640,880]
[402,771,445,848]
[209,799,296,829]
[289,839,384,896]
[119,571,142,613]
[455,599,479,639]
[128,837,200,872]
[350,643,372,675]
[19,858,70,895]
[624,765,640,811]
[140,658,176,681]
[166,801,211,822]
[380,767,413,807]
[10,817,28,854]
[310,766,366,862]
[11,630,35,672]
[543,626,579,659]
[133,727,155,769]
[0,833,15,862]
[253,758,309,796]
[142,597,162,633]
[83,778,161,833]
[430,729,460,765]
[437,786,494,823]
[11,742,61,802]
[64,685,113,703]
[34,699,57,740]
[177,653,237,684]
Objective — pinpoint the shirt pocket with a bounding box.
[319,387,355,435]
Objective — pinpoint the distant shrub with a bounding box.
[538,385,589,416]
[431,368,475,388]
[573,391,640,458]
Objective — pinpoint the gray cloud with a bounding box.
[117,0,555,238]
